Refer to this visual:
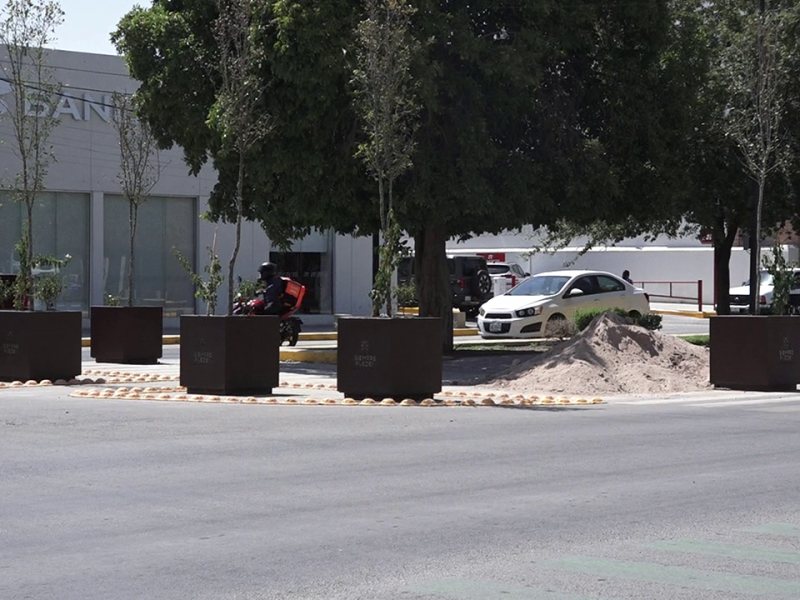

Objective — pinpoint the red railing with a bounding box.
[633,280,704,312]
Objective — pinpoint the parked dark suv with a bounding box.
[398,254,493,316]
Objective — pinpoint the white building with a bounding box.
[446,228,759,307]
[0,48,373,329]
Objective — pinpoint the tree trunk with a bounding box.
[415,222,453,353]
[228,157,245,316]
[128,201,138,307]
[713,232,734,316]
[748,179,760,315]
[25,202,33,311]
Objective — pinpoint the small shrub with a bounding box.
[680,334,709,347]
[173,244,223,315]
[31,253,72,311]
[636,313,663,331]
[394,282,418,309]
[574,307,629,331]
[573,307,662,332]
[546,317,577,339]
[104,293,122,307]
[236,276,262,300]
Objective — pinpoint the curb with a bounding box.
[81,327,478,347]
[652,309,715,319]
[280,348,337,364]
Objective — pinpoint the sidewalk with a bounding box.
[650,302,716,318]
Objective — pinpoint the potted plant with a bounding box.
[337,0,442,400]
[0,1,80,383]
[175,231,279,395]
[90,92,164,364]
[710,241,800,391]
[0,236,81,382]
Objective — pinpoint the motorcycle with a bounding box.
[232,277,306,346]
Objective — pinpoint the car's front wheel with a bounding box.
[628,310,641,320]
[544,313,568,337]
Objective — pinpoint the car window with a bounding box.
[447,258,456,275]
[568,276,598,296]
[488,264,510,275]
[508,275,569,296]
[511,264,525,277]
[596,275,625,293]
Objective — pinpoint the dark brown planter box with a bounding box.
[337,317,442,400]
[0,310,82,382]
[90,306,163,364]
[710,316,800,391]
[180,315,280,395]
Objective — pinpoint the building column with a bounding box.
[90,191,104,306]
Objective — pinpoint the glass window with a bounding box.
[569,276,598,296]
[104,195,196,316]
[597,275,625,293]
[488,264,510,275]
[0,191,89,311]
[508,275,569,296]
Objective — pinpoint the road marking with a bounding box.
[544,556,800,597]
[406,580,602,600]
[615,394,800,406]
[745,523,800,538]
[692,397,800,408]
[651,539,800,564]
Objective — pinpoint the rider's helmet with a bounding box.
[258,262,277,279]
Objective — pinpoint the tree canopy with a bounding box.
[114,0,700,345]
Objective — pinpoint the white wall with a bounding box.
[446,244,755,306]
[333,234,373,317]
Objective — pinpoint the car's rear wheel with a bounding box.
[473,270,492,297]
[628,310,641,320]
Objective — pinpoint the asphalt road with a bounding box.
[2,385,800,600]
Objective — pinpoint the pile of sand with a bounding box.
[484,312,711,396]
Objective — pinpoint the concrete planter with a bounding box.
[337,317,442,400]
[90,306,163,364]
[710,316,800,391]
[0,310,82,382]
[179,315,280,395]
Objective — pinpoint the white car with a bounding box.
[477,269,650,338]
[487,262,529,296]
[729,269,800,314]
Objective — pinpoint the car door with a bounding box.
[561,275,601,319]
[595,275,628,311]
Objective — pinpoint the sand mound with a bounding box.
[484,312,711,396]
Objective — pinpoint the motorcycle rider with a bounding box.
[257,262,286,315]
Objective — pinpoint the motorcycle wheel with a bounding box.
[287,320,300,346]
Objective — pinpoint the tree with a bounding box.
[352,0,419,317]
[722,4,791,314]
[114,0,693,349]
[668,0,800,315]
[209,0,274,315]
[111,91,161,307]
[0,0,63,309]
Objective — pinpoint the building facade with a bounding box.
[0,49,374,328]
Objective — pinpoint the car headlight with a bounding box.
[479,306,486,317]
[515,306,542,318]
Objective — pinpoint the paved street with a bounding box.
[7,310,772,600]
[3,377,800,600]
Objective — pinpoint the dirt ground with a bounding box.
[459,313,711,396]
